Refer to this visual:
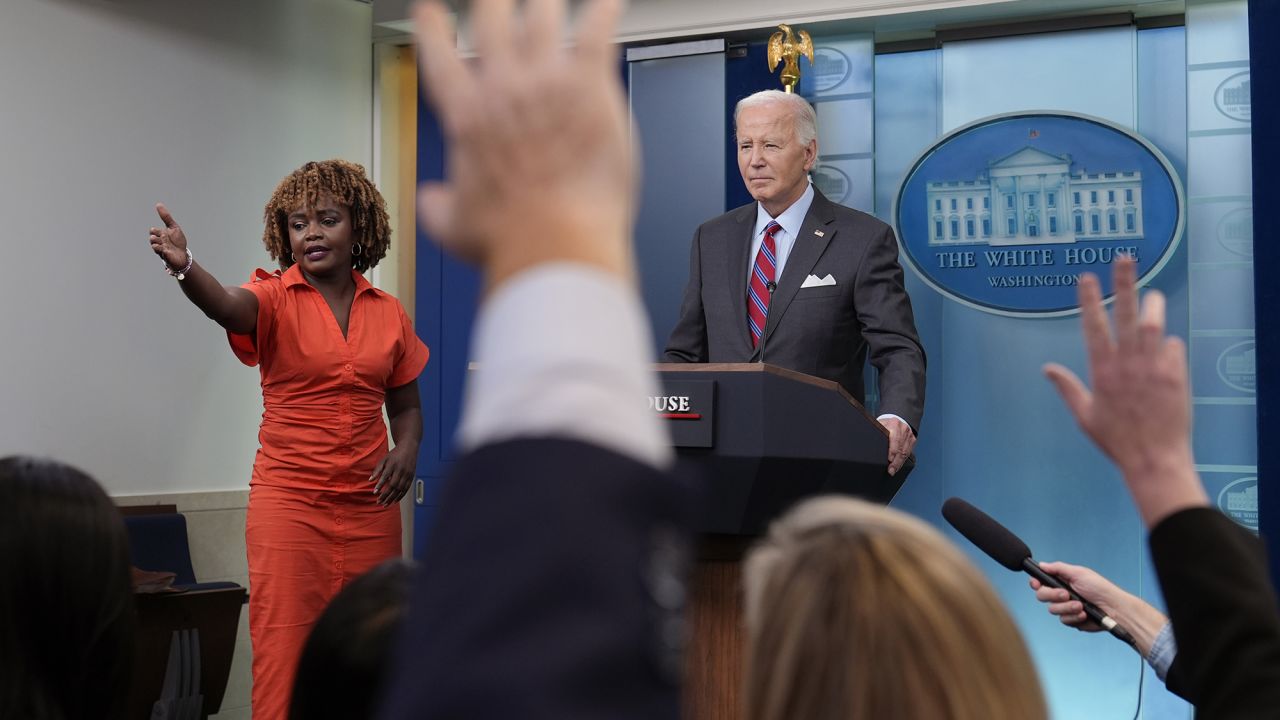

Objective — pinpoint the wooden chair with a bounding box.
[121,507,246,720]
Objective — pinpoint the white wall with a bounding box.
[0,0,374,494]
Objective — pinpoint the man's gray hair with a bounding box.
[734,90,818,146]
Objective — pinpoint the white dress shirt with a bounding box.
[746,182,814,285]
[744,182,909,432]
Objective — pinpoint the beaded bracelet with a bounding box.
[164,248,193,281]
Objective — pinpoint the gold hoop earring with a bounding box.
[352,244,363,256]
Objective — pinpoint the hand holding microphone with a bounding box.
[942,497,1137,648]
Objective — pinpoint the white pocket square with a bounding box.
[801,273,837,288]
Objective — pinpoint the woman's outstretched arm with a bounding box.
[148,202,258,334]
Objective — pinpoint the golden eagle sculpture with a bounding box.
[767,24,814,93]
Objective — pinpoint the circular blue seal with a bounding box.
[811,47,851,94]
[893,113,1184,317]
[1216,340,1256,393]
[1215,71,1251,122]
[1217,476,1258,530]
[1216,206,1253,258]
[812,164,852,205]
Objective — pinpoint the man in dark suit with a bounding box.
[665,90,925,476]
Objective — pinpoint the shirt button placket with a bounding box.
[338,356,355,480]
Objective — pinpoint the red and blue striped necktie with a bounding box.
[748,221,781,348]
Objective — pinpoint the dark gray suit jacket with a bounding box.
[664,189,926,430]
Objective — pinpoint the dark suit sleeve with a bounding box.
[852,223,926,430]
[663,226,708,363]
[1162,653,1194,704]
[379,438,694,720]
[1149,507,1280,717]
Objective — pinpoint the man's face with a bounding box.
[735,102,817,215]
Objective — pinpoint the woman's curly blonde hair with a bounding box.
[262,159,391,272]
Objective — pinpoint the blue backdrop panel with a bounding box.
[872,48,947,525]
[629,51,726,353]
[1191,336,1257,398]
[1185,5,1259,661]
[941,27,1137,128]
[1187,200,1252,263]
[1134,29,1192,716]
[1190,264,1255,329]
[1193,403,1259,466]
[810,35,876,242]
[870,24,1191,718]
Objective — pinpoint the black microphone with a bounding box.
[759,281,777,364]
[941,497,1136,648]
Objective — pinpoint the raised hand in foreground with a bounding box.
[413,0,635,291]
[1043,257,1207,528]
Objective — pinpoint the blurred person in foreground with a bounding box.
[743,496,1048,720]
[0,456,134,720]
[291,559,414,720]
[380,0,692,718]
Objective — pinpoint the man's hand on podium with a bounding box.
[880,416,916,476]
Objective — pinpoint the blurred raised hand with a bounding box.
[413,0,636,289]
[1043,257,1207,528]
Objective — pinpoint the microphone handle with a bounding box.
[1021,558,1136,648]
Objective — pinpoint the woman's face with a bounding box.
[287,195,355,277]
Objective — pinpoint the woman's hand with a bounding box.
[149,203,191,271]
[371,443,417,506]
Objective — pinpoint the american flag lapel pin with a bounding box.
[814,229,825,237]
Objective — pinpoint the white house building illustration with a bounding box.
[926,146,1144,246]
[1225,483,1257,514]
[1223,77,1250,107]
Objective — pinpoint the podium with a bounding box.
[654,363,911,720]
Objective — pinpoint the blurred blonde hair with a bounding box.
[743,496,1047,720]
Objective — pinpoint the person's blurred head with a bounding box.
[743,496,1047,720]
[290,559,414,720]
[0,455,134,720]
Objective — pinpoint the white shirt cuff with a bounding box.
[1145,621,1177,681]
[877,413,912,431]
[457,263,673,470]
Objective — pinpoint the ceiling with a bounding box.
[371,0,1186,46]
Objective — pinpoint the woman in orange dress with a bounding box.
[147,160,429,720]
